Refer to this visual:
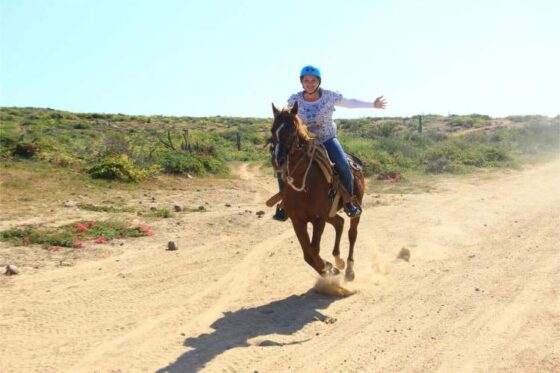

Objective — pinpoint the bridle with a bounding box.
[272,116,316,192]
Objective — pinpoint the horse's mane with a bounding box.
[280,108,315,142]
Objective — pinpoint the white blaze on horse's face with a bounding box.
[275,122,285,142]
[273,123,285,168]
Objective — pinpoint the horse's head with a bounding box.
[271,102,314,169]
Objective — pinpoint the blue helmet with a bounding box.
[299,65,321,83]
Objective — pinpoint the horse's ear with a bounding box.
[272,103,280,118]
[290,101,298,115]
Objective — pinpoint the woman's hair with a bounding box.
[292,112,315,141]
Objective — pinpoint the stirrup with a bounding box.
[344,203,362,218]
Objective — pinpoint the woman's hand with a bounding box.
[373,95,387,109]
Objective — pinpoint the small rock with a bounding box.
[198,206,206,211]
[256,211,265,217]
[5,264,19,275]
[397,247,411,262]
[225,203,232,207]
[173,205,182,212]
[167,241,178,251]
[63,200,77,207]
[187,174,193,179]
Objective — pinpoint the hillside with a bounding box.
[1,107,558,181]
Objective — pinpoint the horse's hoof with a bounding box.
[345,269,355,282]
[321,262,340,277]
[334,256,346,270]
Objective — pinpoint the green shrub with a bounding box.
[145,208,172,218]
[73,122,91,130]
[1,226,74,247]
[87,154,161,182]
[13,141,39,158]
[154,151,205,174]
[154,151,228,175]
[423,140,514,173]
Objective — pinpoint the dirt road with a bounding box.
[1,159,559,372]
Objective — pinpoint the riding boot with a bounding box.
[343,201,362,218]
[272,205,288,222]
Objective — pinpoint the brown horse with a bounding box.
[271,102,366,280]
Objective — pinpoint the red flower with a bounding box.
[96,236,107,244]
[139,226,154,236]
[75,222,88,232]
[22,235,30,244]
[87,221,95,228]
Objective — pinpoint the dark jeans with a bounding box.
[276,137,353,196]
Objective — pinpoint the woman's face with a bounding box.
[301,75,320,93]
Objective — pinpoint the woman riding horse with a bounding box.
[271,102,365,279]
[273,65,387,221]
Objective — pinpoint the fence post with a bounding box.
[236,132,241,151]
[182,129,190,152]
[418,115,423,133]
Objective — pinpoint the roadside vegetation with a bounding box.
[1,107,557,183]
[0,220,154,248]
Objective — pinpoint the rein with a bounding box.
[285,141,316,192]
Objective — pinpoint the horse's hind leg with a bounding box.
[346,216,361,281]
[326,214,345,270]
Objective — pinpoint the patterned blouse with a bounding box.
[287,89,372,143]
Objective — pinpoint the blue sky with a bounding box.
[1,0,559,118]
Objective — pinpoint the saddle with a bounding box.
[266,143,364,217]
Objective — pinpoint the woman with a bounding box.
[273,65,387,221]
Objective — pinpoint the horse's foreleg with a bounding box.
[310,218,336,275]
[346,216,361,281]
[292,220,325,275]
[326,214,345,270]
[292,219,334,275]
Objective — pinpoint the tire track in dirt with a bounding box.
[1,159,559,372]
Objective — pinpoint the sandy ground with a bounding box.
[0,159,559,373]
